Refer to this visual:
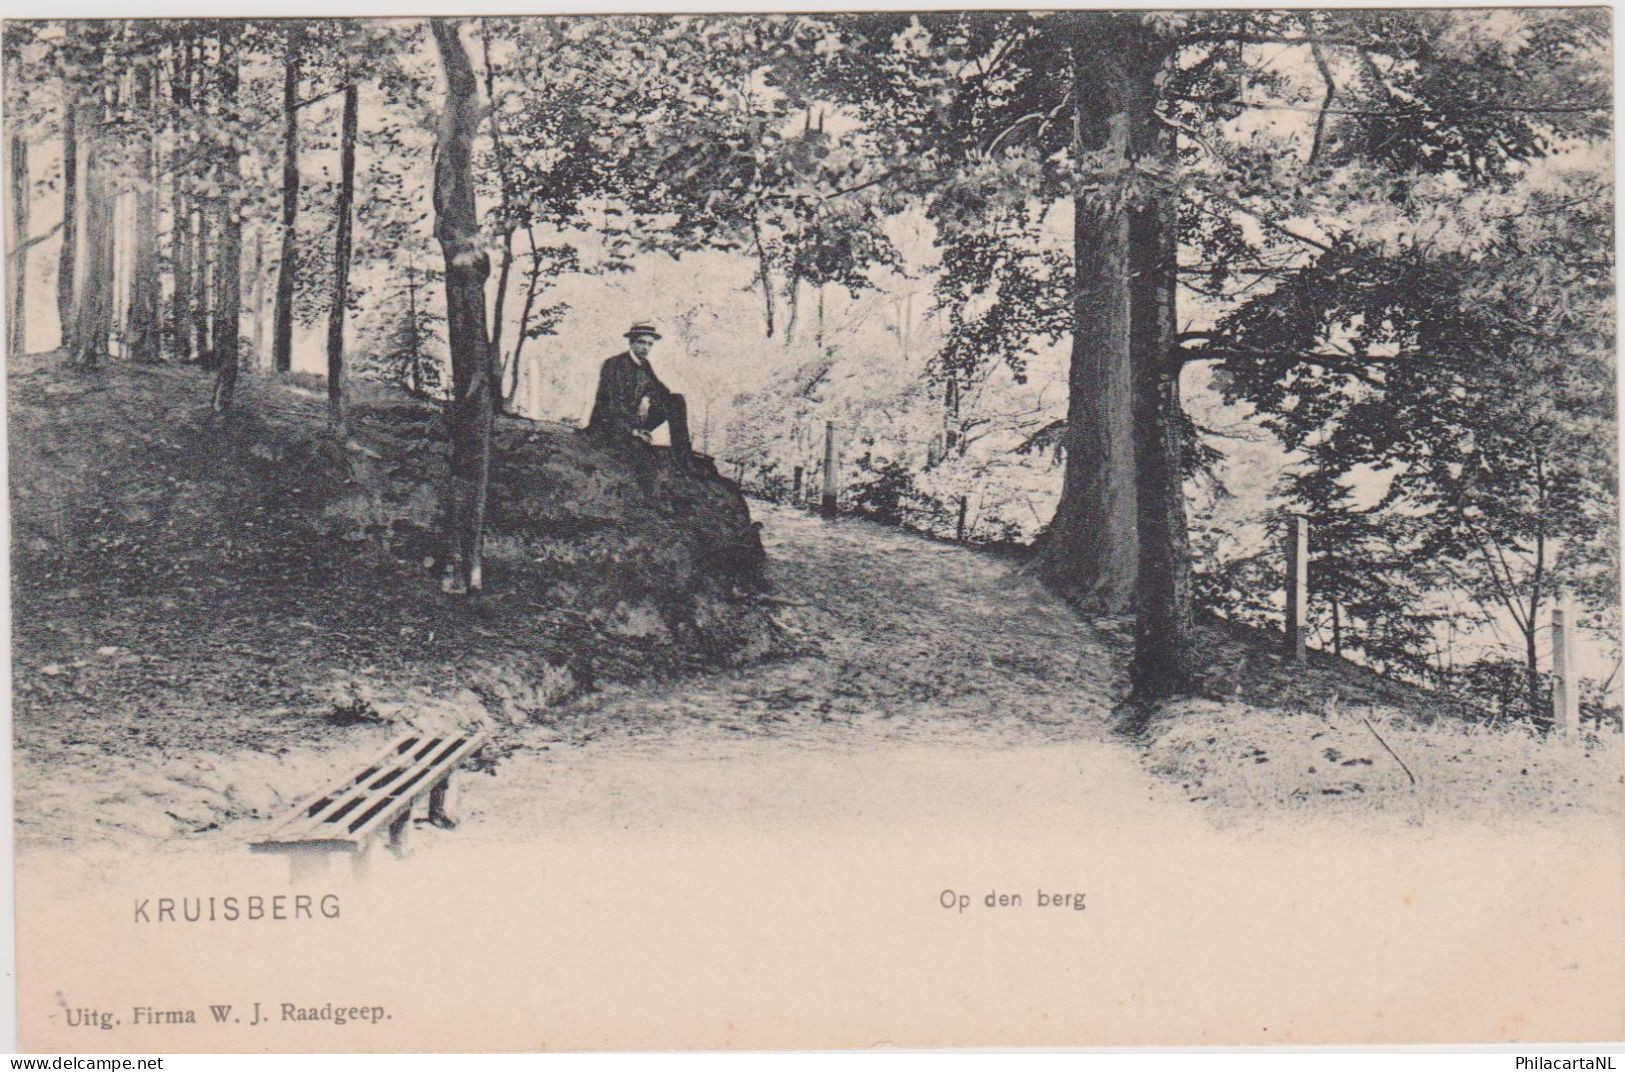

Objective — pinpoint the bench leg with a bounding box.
[387,809,412,857]
[289,850,331,886]
[428,776,458,830]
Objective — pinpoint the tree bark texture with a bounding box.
[1121,24,1193,702]
[250,227,266,367]
[480,22,515,371]
[128,63,161,363]
[1038,16,1193,702]
[56,32,79,349]
[326,82,358,431]
[8,134,27,355]
[272,26,302,374]
[431,19,496,593]
[72,94,115,367]
[189,40,212,368]
[211,32,243,412]
[1034,23,1138,614]
[168,39,193,363]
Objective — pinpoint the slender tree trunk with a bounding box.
[506,226,544,407]
[431,19,496,594]
[128,64,160,362]
[192,207,211,366]
[211,31,243,413]
[479,20,516,380]
[751,214,775,338]
[1035,25,1138,614]
[784,270,800,344]
[1124,27,1192,702]
[190,40,212,368]
[168,39,193,363]
[147,65,164,357]
[1524,618,1542,720]
[326,82,358,432]
[57,75,80,350]
[1526,454,1549,721]
[406,262,423,398]
[250,227,266,367]
[272,26,303,374]
[7,134,27,355]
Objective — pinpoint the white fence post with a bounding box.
[821,421,839,518]
[1284,514,1309,662]
[1552,596,1580,735]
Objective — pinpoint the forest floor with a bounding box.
[464,502,1623,846]
[8,359,1621,854]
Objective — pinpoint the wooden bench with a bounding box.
[251,728,488,881]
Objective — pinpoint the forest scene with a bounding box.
[3,11,1620,855]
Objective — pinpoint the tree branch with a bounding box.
[6,219,63,262]
[1189,192,1335,253]
[1179,345,1391,385]
[1306,30,1337,165]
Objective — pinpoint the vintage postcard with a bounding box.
[3,8,1621,1053]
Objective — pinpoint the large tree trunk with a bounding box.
[211,209,242,409]
[1124,30,1193,702]
[1043,16,1193,705]
[431,19,496,594]
[1034,26,1138,613]
[211,31,243,412]
[272,25,303,375]
[7,134,27,355]
[326,82,358,432]
[127,63,161,363]
[57,64,79,350]
[72,95,115,367]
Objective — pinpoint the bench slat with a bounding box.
[301,739,442,827]
[250,729,486,854]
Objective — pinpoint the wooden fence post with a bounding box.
[1552,596,1580,736]
[1284,514,1308,662]
[792,465,803,502]
[821,421,839,518]
[955,496,968,543]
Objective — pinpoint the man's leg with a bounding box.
[664,393,692,455]
[646,392,693,456]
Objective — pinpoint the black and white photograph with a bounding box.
[2,6,1621,1052]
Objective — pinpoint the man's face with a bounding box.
[629,335,656,360]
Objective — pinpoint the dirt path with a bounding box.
[527,501,1131,748]
[455,502,1167,843]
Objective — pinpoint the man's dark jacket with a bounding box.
[587,351,671,438]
